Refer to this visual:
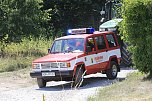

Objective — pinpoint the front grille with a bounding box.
[41,62,60,69]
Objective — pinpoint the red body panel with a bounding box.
[33,53,84,63]
[85,61,108,75]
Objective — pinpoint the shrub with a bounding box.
[121,0,152,76]
[0,57,31,72]
[0,37,52,58]
[0,37,53,72]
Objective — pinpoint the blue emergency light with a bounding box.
[67,28,95,35]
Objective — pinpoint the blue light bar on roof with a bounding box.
[67,28,95,35]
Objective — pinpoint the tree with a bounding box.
[0,0,50,43]
[42,0,106,38]
[121,0,152,76]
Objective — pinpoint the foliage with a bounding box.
[120,0,152,76]
[0,0,108,41]
[0,57,31,72]
[42,0,106,37]
[0,0,51,43]
[0,37,52,72]
[0,37,52,57]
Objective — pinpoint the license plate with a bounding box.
[42,72,55,76]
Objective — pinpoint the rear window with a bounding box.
[106,34,117,48]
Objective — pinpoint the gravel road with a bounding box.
[0,68,137,101]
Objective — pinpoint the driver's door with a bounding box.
[85,37,99,74]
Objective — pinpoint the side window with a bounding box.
[51,40,62,53]
[95,36,106,50]
[86,37,95,52]
[106,34,117,48]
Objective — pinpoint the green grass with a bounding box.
[0,57,34,72]
[88,72,152,101]
[0,37,53,72]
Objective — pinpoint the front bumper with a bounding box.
[30,70,74,81]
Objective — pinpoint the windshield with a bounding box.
[51,38,84,53]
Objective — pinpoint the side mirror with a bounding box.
[48,48,51,54]
[86,46,92,53]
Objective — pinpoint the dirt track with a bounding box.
[0,68,136,101]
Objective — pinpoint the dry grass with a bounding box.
[89,72,152,101]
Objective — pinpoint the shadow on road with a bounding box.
[36,76,125,91]
[36,67,136,91]
[82,77,125,89]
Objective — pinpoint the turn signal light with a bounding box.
[67,62,71,67]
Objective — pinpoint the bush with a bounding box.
[121,0,152,76]
[0,37,52,57]
[0,37,53,72]
[0,57,31,72]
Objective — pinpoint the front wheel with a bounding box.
[106,61,118,80]
[37,78,46,88]
[73,67,84,88]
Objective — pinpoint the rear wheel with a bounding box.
[37,78,46,88]
[120,42,132,67]
[106,61,118,80]
[73,67,84,88]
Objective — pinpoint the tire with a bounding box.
[106,61,118,80]
[116,33,132,67]
[73,67,84,88]
[120,41,132,67]
[37,78,46,88]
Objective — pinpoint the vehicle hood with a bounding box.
[99,18,123,28]
[33,52,84,63]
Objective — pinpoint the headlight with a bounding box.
[32,64,40,69]
[59,62,71,68]
[59,62,67,67]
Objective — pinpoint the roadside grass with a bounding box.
[88,72,152,101]
[0,37,52,73]
[0,57,35,72]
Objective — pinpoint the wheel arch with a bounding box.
[108,56,120,72]
[73,62,86,77]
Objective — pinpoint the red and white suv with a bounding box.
[30,28,121,88]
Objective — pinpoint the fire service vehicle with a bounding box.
[30,28,121,88]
